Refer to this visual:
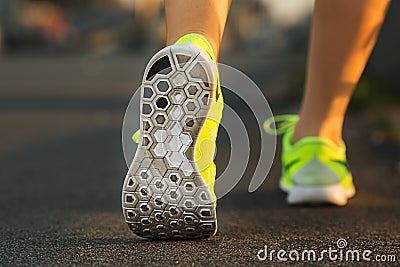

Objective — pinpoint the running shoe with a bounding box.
[264,115,356,206]
[122,34,223,239]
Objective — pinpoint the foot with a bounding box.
[122,34,223,239]
[264,115,356,206]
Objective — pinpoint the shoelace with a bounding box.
[263,115,299,135]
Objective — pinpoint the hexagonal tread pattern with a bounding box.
[122,44,216,240]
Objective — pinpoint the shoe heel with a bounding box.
[122,45,218,239]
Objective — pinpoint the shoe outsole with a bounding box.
[122,44,218,239]
[280,181,356,206]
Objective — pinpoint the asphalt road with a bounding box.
[0,55,399,266]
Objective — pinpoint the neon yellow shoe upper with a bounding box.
[176,34,223,205]
[264,115,355,195]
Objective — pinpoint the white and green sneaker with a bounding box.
[264,115,356,206]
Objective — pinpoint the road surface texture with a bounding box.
[0,54,398,266]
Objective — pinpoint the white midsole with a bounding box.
[279,181,356,206]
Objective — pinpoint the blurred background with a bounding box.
[0,0,399,147]
[0,0,399,206]
[0,0,399,195]
[0,1,399,265]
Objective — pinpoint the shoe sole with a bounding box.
[280,182,356,206]
[122,44,218,239]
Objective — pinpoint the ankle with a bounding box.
[172,32,219,61]
[293,118,343,146]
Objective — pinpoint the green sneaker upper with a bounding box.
[264,115,354,191]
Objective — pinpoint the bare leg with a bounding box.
[294,0,390,145]
[164,0,231,57]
